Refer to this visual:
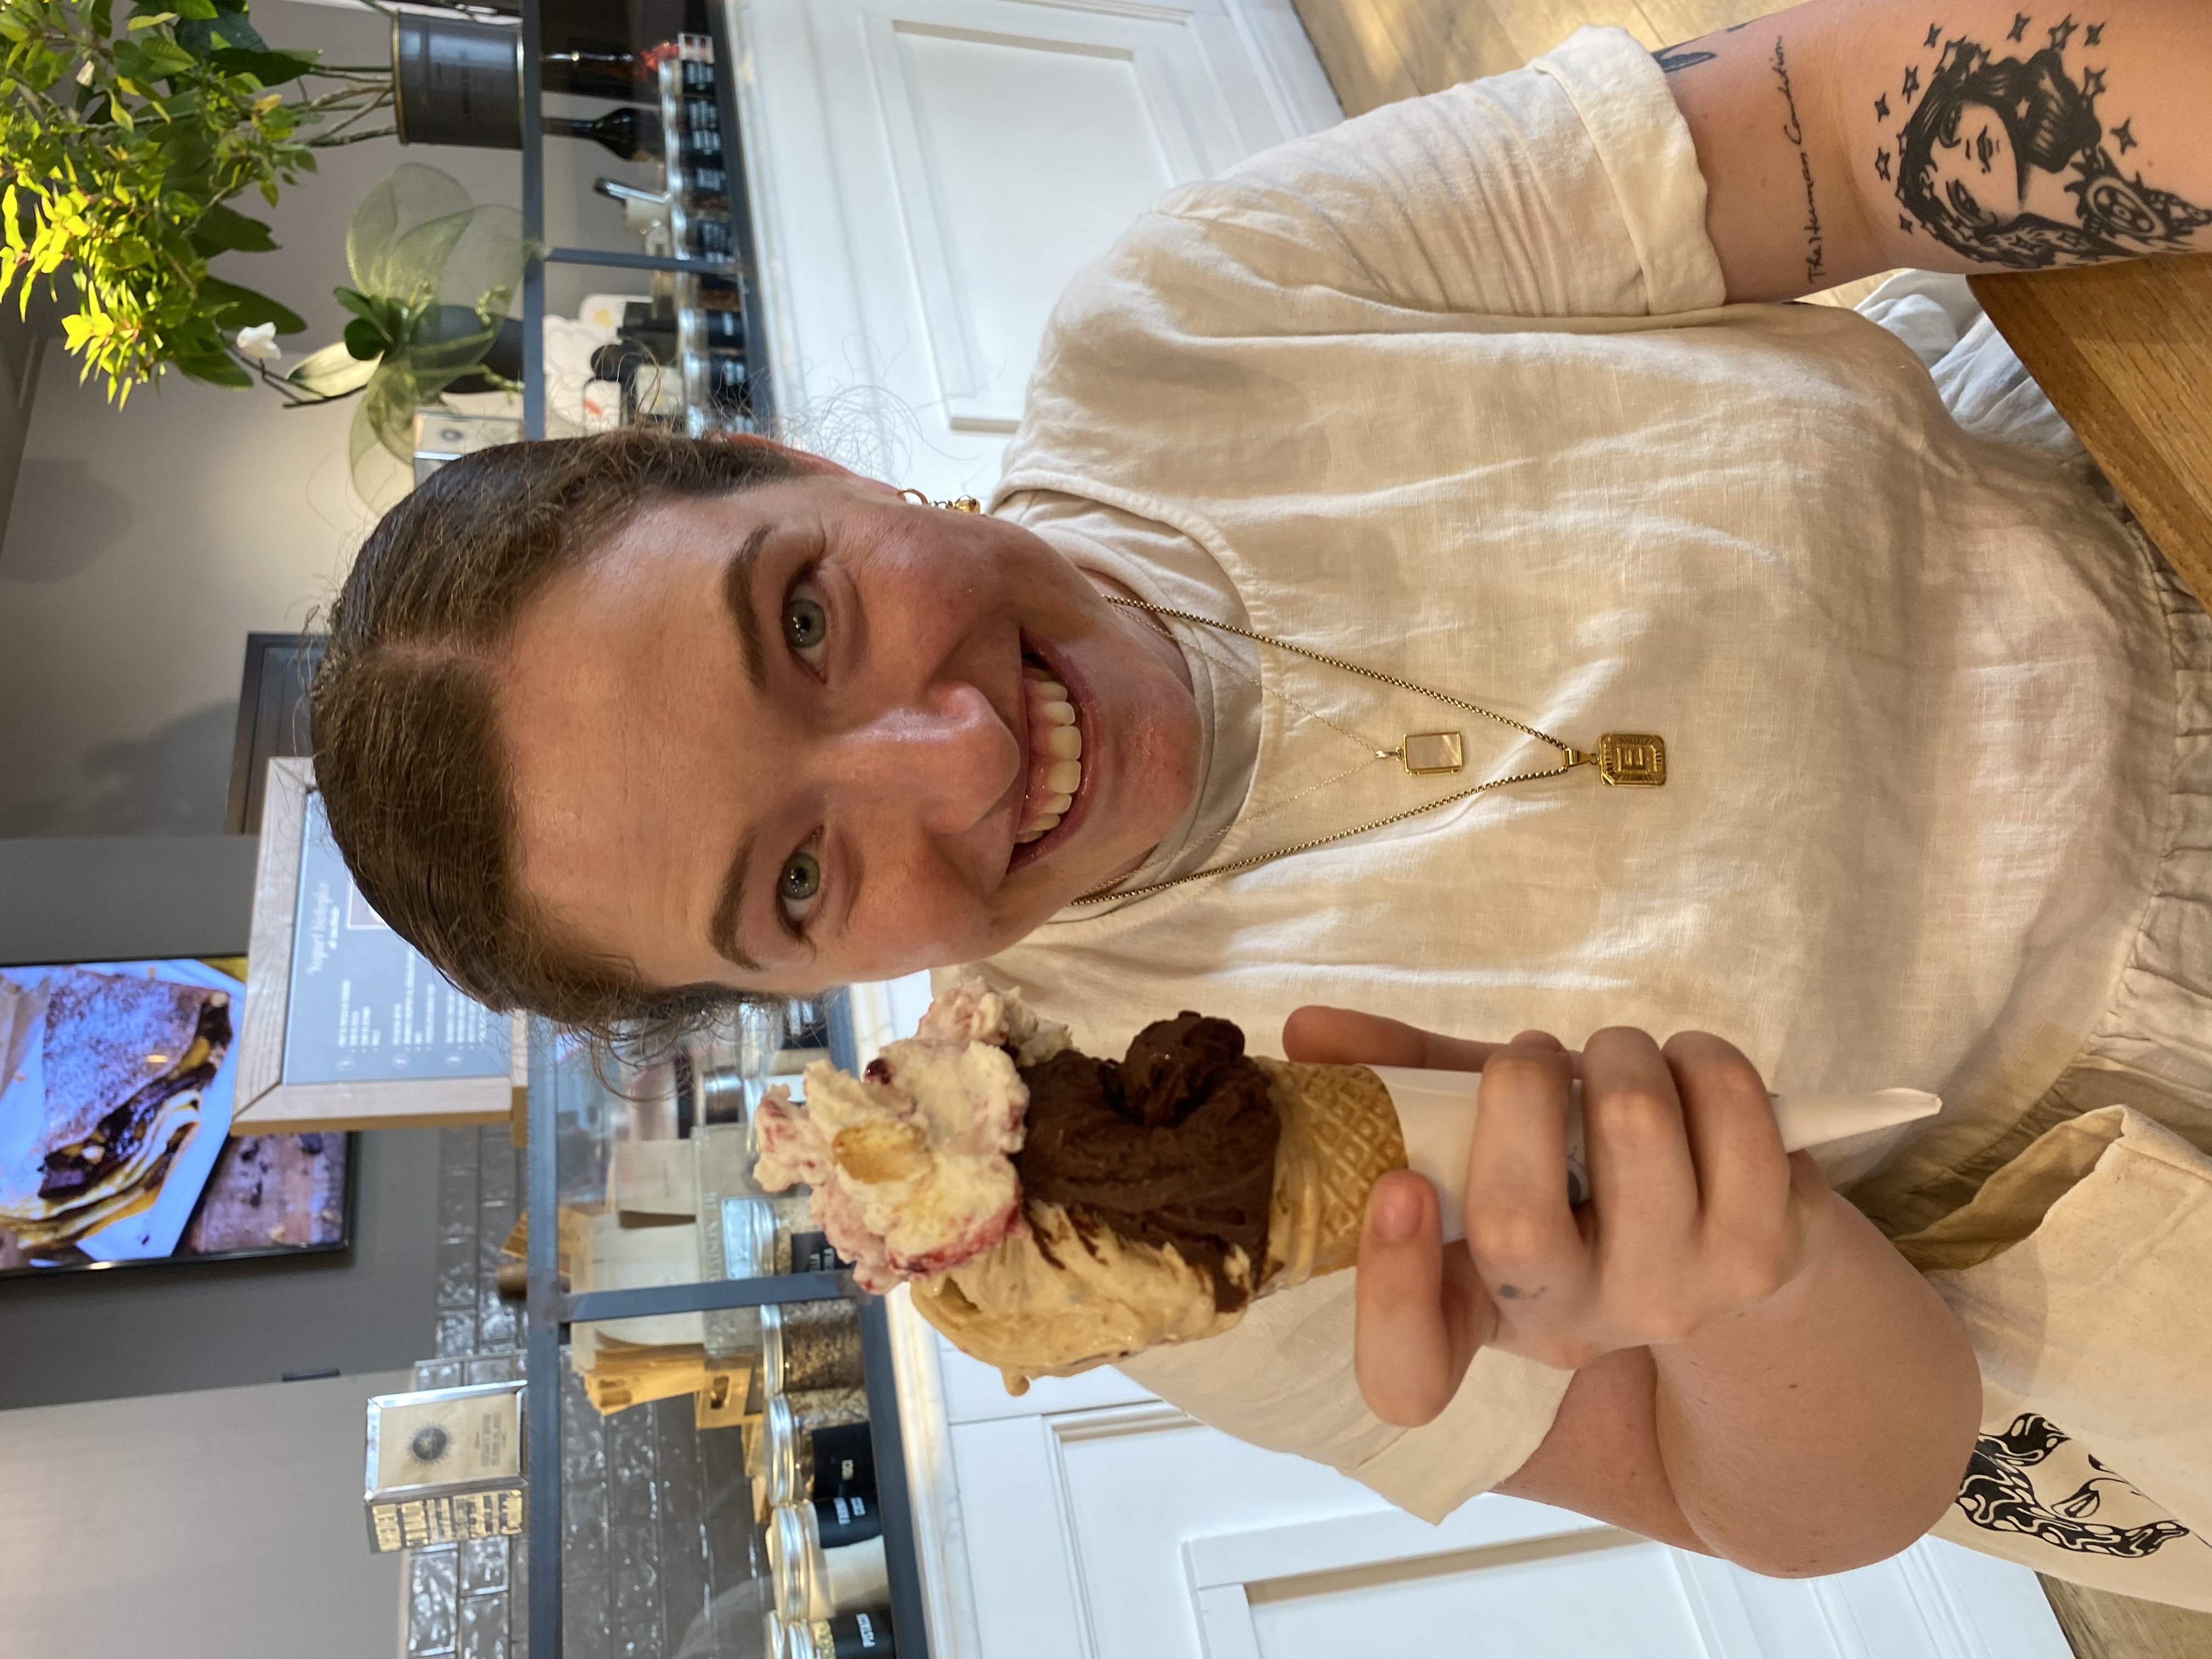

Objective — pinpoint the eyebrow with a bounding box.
[720,522,774,690]
[708,825,763,973]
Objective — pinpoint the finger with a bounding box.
[1505,1029,1584,1077]
[1581,1027,1700,1248]
[1354,1171,1490,1425]
[1283,1006,1502,1073]
[1661,1031,1790,1257]
[1463,1043,1587,1304]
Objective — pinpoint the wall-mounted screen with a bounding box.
[0,957,351,1274]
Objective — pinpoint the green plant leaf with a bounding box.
[285,338,379,399]
[331,285,394,327]
[115,36,194,80]
[208,47,315,84]
[199,274,307,335]
[129,13,183,32]
[189,201,277,255]
[176,349,255,388]
[173,0,221,20]
[342,315,386,360]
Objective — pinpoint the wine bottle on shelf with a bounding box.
[542,107,664,162]
[545,45,716,99]
[542,47,650,101]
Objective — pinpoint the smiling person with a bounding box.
[313,0,2212,1607]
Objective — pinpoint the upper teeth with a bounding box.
[1020,668,1084,841]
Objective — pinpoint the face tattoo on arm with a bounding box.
[1885,19,2212,266]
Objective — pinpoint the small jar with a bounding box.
[763,1301,865,1396]
[771,1502,890,1623]
[760,1191,854,1274]
[789,1609,896,1658]
[679,347,750,421]
[719,1195,777,1279]
[813,1489,883,1549]
[765,1390,874,1506]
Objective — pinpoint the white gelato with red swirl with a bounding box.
[752,985,1069,1291]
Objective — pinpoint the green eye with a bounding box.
[778,850,822,919]
[783,595,827,652]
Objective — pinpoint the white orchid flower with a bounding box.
[235,322,281,362]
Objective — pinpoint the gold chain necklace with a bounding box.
[1070,596,1666,906]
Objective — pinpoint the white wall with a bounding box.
[0,0,518,837]
[0,1370,410,1659]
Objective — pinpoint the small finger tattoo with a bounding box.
[1495,1283,1546,1300]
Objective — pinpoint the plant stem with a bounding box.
[307,126,400,148]
[312,92,394,143]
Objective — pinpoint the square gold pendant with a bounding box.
[1400,731,1466,775]
[1596,732,1667,787]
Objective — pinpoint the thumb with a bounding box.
[1355,1171,1493,1425]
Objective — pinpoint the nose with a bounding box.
[830,680,1020,838]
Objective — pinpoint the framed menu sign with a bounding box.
[234,759,523,1131]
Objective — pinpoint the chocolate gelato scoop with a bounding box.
[1014,1013,1280,1312]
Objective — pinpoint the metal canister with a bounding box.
[771,1502,890,1624]
[765,1389,874,1506]
[391,13,522,149]
[762,1301,866,1397]
[812,1489,883,1549]
[784,1608,896,1658]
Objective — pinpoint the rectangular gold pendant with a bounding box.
[1596,732,1667,787]
[1400,731,1465,775]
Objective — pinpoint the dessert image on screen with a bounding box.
[752,984,1406,1392]
[0,967,233,1252]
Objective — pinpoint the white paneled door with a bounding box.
[721,0,1339,495]
[884,1297,2074,1659]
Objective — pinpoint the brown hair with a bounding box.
[310,427,818,1043]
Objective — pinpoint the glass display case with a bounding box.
[522,988,928,1659]
[519,0,773,443]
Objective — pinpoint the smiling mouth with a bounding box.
[1009,652,1086,869]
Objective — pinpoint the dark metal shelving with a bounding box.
[518,0,774,445]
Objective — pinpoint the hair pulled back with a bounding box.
[310,427,817,1042]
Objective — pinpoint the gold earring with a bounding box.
[900,488,982,511]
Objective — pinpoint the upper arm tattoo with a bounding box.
[1881,18,2211,267]
[1772,37,1829,289]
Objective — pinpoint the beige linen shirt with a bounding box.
[957,27,2207,1594]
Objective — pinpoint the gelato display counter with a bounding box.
[521,992,927,1659]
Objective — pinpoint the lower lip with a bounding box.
[1008,641,1093,874]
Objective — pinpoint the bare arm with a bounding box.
[1285,1008,1982,1578]
[1656,0,2212,300]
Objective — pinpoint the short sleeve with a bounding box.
[1143,25,1725,322]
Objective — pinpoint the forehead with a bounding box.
[489,485,807,982]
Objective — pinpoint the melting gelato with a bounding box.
[752,985,1068,1291]
[1014,1012,1280,1312]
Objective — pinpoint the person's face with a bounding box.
[493,472,1203,997]
[1929,100,2026,225]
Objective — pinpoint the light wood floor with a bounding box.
[1288,0,1772,115]
[1286,4,2212,1657]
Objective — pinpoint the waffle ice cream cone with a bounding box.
[1255,1058,1408,1291]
